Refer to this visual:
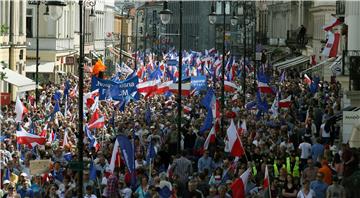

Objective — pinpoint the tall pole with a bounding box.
[177,1,183,153]
[35,2,39,105]
[119,9,124,66]
[134,11,140,70]
[242,2,246,105]
[144,3,148,57]
[221,1,226,134]
[77,0,84,197]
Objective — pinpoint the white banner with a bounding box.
[342,111,360,144]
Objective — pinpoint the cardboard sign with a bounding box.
[30,159,51,175]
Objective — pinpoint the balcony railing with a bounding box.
[27,38,74,51]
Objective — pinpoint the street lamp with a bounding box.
[78,0,96,197]
[119,6,132,67]
[28,0,66,106]
[134,9,144,71]
[159,1,182,153]
[208,1,240,134]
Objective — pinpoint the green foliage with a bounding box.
[0,24,9,36]
[0,61,7,81]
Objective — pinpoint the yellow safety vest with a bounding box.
[273,160,286,178]
[286,157,300,177]
[252,165,257,177]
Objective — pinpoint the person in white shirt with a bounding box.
[297,179,316,198]
[84,185,97,198]
[320,122,331,144]
[298,138,312,171]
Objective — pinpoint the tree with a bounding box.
[0,25,8,80]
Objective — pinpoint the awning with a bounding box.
[25,62,55,73]
[274,55,309,71]
[300,57,336,75]
[110,47,135,60]
[0,67,36,92]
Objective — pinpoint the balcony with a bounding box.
[26,38,74,51]
[286,30,309,50]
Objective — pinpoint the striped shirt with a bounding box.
[172,156,193,182]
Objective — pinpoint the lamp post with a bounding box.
[28,0,66,106]
[78,0,96,197]
[134,9,144,71]
[119,6,132,67]
[159,1,182,152]
[208,1,239,134]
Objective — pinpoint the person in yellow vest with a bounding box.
[273,158,286,178]
[286,153,300,186]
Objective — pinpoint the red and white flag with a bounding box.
[109,138,121,173]
[16,126,46,147]
[263,165,270,189]
[310,55,317,66]
[88,109,105,129]
[237,120,247,135]
[226,120,245,157]
[231,168,251,198]
[169,83,191,96]
[156,81,172,94]
[279,95,292,108]
[203,126,216,151]
[322,32,340,58]
[210,95,221,120]
[304,74,312,85]
[15,97,28,123]
[84,89,99,108]
[257,81,273,94]
[183,105,192,114]
[323,16,342,32]
[137,80,159,95]
[224,81,239,93]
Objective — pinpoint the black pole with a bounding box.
[144,3,148,57]
[77,0,84,197]
[135,11,140,70]
[177,1,183,153]
[35,2,39,105]
[242,2,246,105]
[253,8,257,89]
[119,11,124,66]
[221,1,226,134]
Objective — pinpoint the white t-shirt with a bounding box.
[297,189,316,198]
[298,142,312,159]
[320,123,330,138]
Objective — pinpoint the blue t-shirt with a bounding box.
[17,187,34,198]
[310,180,328,198]
[311,143,324,161]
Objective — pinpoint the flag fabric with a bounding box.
[92,59,107,76]
[168,83,191,96]
[63,80,70,99]
[323,16,342,31]
[263,165,270,189]
[322,32,340,58]
[278,95,292,108]
[15,97,28,122]
[16,124,46,147]
[279,71,286,84]
[145,106,151,126]
[256,91,269,113]
[240,168,251,192]
[224,81,239,93]
[203,125,216,150]
[270,92,279,118]
[226,120,245,157]
[90,96,99,112]
[85,126,100,152]
[116,135,135,173]
[48,129,56,143]
[53,91,62,101]
[257,81,273,94]
[88,110,105,129]
[109,138,121,173]
[304,74,312,85]
[183,105,192,114]
[245,100,257,110]
[146,142,156,165]
[89,160,97,181]
[310,76,320,94]
[137,80,159,95]
[231,178,245,198]
[156,81,173,94]
[200,108,213,134]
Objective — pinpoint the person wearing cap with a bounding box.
[3,182,18,198]
[326,176,345,198]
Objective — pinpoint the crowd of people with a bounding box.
[0,49,359,198]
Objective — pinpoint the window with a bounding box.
[26,8,33,38]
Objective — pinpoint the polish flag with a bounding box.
[323,16,342,32]
[279,95,292,108]
[226,120,245,157]
[109,138,121,173]
[183,105,192,114]
[322,32,340,58]
[304,74,312,85]
[62,129,69,147]
[224,81,239,93]
[137,79,159,95]
[156,81,173,94]
[257,81,273,94]
[263,165,270,189]
[203,126,216,151]
[15,97,28,123]
[237,120,247,135]
[169,83,191,96]
[88,109,105,129]
[39,123,48,137]
[84,89,99,108]
[211,96,221,120]
[231,168,251,197]
[48,129,56,143]
[16,125,46,147]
